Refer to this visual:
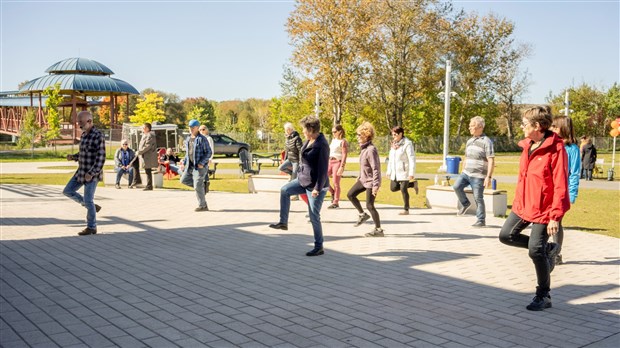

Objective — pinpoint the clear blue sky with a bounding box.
[1,0,618,104]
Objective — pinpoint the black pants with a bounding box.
[390,180,409,211]
[131,160,142,185]
[144,168,153,189]
[347,180,380,228]
[552,222,564,255]
[499,211,552,297]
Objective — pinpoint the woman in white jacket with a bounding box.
[386,126,416,215]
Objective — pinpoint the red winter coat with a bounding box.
[512,132,570,224]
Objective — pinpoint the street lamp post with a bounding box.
[315,90,320,119]
[440,60,452,172]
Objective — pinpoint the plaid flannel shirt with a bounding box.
[183,133,211,168]
[71,127,106,183]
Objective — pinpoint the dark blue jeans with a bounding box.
[278,179,327,248]
[63,175,98,229]
[499,211,551,297]
[115,167,134,185]
[453,173,486,223]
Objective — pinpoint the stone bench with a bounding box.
[425,184,508,217]
[247,174,290,193]
[103,170,163,188]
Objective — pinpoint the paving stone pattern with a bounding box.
[1,184,618,347]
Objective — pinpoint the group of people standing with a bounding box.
[269,118,418,255]
[63,114,216,236]
[63,105,583,312]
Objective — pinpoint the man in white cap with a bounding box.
[180,119,212,211]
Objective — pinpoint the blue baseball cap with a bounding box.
[188,119,200,128]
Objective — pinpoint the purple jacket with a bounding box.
[358,142,381,193]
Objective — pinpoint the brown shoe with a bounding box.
[78,227,97,236]
[399,210,409,215]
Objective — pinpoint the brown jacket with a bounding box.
[137,131,158,169]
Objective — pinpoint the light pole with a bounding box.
[439,60,452,172]
[315,90,320,118]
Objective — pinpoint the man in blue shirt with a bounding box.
[114,139,135,189]
[180,119,212,211]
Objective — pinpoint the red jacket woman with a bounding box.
[512,132,570,224]
[499,106,570,312]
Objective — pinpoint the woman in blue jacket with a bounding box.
[550,115,581,265]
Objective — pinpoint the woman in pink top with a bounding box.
[327,124,349,209]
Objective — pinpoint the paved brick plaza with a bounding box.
[1,184,618,347]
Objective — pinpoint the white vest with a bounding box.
[386,138,416,181]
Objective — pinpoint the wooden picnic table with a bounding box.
[252,153,282,167]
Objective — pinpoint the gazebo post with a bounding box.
[71,93,77,142]
[38,93,44,125]
[110,93,115,126]
[126,94,130,122]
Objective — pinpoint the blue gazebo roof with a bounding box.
[17,57,139,96]
[20,74,139,96]
[45,57,114,75]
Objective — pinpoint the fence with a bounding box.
[71,129,620,157]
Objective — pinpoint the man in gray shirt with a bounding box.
[453,116,495,227]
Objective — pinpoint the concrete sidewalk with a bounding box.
[1,184,619,348]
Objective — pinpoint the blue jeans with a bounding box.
[499,211,551,297]
[180,164,208,208]
[279,179,327,248]
[63,175,98,229]
[115,167,134,185]
[453,173,486,223]
[279,160,299,180]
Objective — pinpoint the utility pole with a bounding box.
[564,91,570,116]
[315,90,320,118]
[440,60,452,172]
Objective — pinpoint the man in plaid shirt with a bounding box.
[63,111,106,235]
[180,119,212,211]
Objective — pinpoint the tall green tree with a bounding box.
[43,83,62,145]
[130,93,166,124]
[287,0,373,125]
[16,109,43,157]
[182,97,215,129]
[447,12,522,136]
[604,83,620,122]
[548,84,606,137]
[363,0,448,130]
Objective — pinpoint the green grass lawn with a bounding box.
[1,172,618,237]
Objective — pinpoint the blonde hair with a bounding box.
[356,122,375,141]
